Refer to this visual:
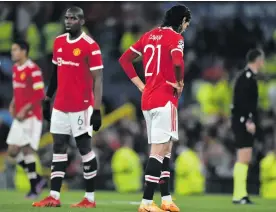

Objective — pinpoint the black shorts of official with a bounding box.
[231,117,254,149]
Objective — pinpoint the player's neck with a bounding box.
[69,31,83,40]
[247,64,258,74]
[17,58,28,66]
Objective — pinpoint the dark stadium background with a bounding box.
[0,1,276,195]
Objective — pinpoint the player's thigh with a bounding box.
[28,117,43,151]
[50,108,71,135]
[6,119,25,147]
[150,102,178,144]
[142,110,152,144]
[69,106,93,138]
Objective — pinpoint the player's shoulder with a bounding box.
[26,60,40,71]
[81,33,96,45]
[54,33,68,42]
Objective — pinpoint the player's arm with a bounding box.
[119,39,145,92]
[89,42,104,110]
[167,37,185,96]
[45,64,58,100]
[46,38,59,100]
[88,42,104,131]
[9,97,15,117]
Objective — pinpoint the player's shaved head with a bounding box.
[66,6,84,19]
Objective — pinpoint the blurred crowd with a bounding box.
[1,2,276,194]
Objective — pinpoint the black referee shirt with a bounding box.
[231,67,258,121]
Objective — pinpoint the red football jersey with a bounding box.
[12,59,45,120]
[52,32,103,112]
[130,27,184,110]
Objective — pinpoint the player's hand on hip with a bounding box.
[166,81,184,98]
[42,99,51,122]
[15,110,27,122]
[246,120,256,134]
[90,109,102,131]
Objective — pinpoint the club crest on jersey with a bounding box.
[73,48,81,56]
[20,72,26,80]
[177,40,184,50]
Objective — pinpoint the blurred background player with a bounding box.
[231,49,265,204]
[33,6,103,208]
[7,40,46,199]
[119,5,191,212]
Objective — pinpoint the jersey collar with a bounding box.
[17,59,31,71]
[66,32,85,44]
[160,26,180,35]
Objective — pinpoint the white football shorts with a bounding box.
[143,101,178,144]
[6,116,42,150]
[50,106,93,137]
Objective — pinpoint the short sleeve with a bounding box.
[129,37,143,56]
[88,42,104,71]
[170,35,184,56]
[52,38,58,65]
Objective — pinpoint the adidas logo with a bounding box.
[58,48,62,52]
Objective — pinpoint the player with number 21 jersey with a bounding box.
[119,5,191,212]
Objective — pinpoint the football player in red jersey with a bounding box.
[33,7,103,208]
[7,40,47,199]
[119,5,191,212]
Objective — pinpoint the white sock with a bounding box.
[85,192,95,202]
[141,199,153,205]
[162,195,172,202]
[50,190,60,200]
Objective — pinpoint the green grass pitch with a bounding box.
[0,190,275,212]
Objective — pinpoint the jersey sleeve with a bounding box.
[129,37,143,57]
[88,42,104,71]
[52,38,58,65]
[169,35,184,56]
[30,67,45,103]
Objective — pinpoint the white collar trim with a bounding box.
[17,59,31,71]
[66,32,85,44]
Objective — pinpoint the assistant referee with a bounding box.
[231,49,265,204]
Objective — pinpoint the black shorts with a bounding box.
[231,117,254,149]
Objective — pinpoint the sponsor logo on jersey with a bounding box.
[73,48,81,56]
[20,72,26,80]
[57,48,62,52]
[57,57,80,67]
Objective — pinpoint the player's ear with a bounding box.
[80,19,85,26]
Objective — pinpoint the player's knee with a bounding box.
[237,148,252,164]
[151,142,170,157]
[53,142,67,154]
[7,145,20,158]
[21,145,34,156]
[75,133,91,156]
[53,134,69,154]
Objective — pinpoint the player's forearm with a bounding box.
[174,65,183,83]
[172,50,184,83]
[46,65,58,99]
[10,98,15,108]
[131,76,145,92]
[119,49,140,79]
[92,70,103,110]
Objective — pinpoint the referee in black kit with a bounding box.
[231,49,265,204]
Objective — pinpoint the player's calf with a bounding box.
[142,154,164,205]
[22,145,43,193]
[75,133,97,205]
